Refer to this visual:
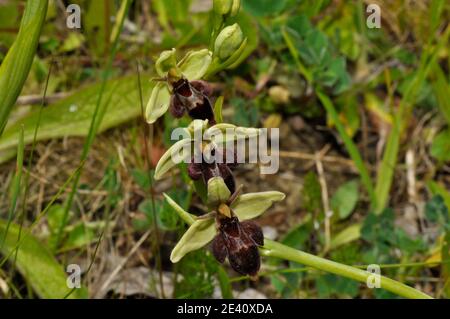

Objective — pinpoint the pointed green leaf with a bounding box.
[154,138,192,180]
[145,82,171,124]
[170,218,216,263]
[232,191,285,220]
[178,49,212,80]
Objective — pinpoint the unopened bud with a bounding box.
[214,23,244,61]
[213,0,240,17]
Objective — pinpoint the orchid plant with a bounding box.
[144,0,431,299]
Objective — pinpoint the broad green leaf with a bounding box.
[0,0,48,135]
[145,82,171,124]
[0,75,152,161]
[232,191,285,220]
[0,220,87,298]
[331,180,359,219]
[207,177,231,205]
[154,138,192,180]
[178,49,212,80]
[170,218,216,263]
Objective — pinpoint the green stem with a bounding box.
[261,239,432,299]
[175,208,431,299]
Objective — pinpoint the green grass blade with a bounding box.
[374,26,450,213]
[13,61,54,278]
[0,161,85,269]
[0,0,48,135]
[0,126,24,249]
[53,0,133,250]
[316,91,376,207]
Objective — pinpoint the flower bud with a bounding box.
[213,0,240,17]
[214,23,244,61]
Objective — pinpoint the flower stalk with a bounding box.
[261,240,432,299]
[176,210,431,299]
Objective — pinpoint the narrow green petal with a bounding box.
[178,49,212,80]
[170,218,216,263]
[145,82,170,124]
[154,138,192,180]
[163,193,196,225]
[232,191,285,220]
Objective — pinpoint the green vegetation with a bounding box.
[0,0,448,299]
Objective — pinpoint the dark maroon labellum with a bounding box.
[212,215,264,277]
[187,147,237,193]
[169,79,216,124]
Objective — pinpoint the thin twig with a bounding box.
[315,145,332,253]
[16,92,69,106]
[95,230,151,298]
[278,150,358,170]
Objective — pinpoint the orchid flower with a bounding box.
[164,177,285,275]
[145,48,213,124]
[153,119,260,183]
